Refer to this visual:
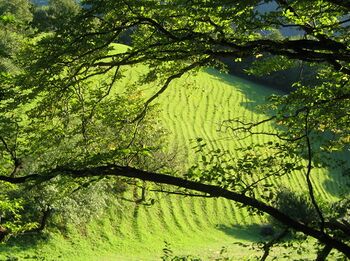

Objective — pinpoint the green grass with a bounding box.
[0,44,349,260]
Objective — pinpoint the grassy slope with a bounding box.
[1,45,348,260]
[158,68,347,199]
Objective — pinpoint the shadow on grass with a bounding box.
[204,68,281,115]
[216,223,295,244]
[215,223,265,242]
[0,232,51,259]
[321,149,350,198]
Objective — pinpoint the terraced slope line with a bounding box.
[157,67,348,196]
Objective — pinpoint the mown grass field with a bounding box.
[0,45,348,260]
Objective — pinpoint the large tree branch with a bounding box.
[324,0,350,10]
[325,220,350,236]
[0,174,39,184]
[74,15,350,73]
[1,164,350,255]
[48,164,350,257]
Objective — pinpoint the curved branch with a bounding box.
[304,110,325,231]
[0,174,39,184]
[51,164,350,257]
[128,57,211,123]
[324,0,350,10]
[260,228,289,261]
[1,164,350,256]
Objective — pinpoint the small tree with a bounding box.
[270,188,318,227]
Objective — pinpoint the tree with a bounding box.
[0,0,37,239]
[1,0,350,259]
[32,0,81,32]
[0,0,33,72]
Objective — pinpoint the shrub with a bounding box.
[270,188,318,227]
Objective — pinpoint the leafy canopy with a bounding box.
[1,0,350,259]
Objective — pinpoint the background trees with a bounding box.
[0,0,350,259]
[32,0,81,31]
[0,0,32,72]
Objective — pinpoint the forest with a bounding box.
[0,0,350,260]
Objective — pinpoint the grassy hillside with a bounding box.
[158,68,348,198]
[0,45,348,260]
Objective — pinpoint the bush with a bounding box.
[270,188,318,227]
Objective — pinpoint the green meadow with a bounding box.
[0,45,348,260]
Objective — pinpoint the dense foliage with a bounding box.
[0,0,350,259]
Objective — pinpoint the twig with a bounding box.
[128,57,211,124]
[260,228,289,261]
